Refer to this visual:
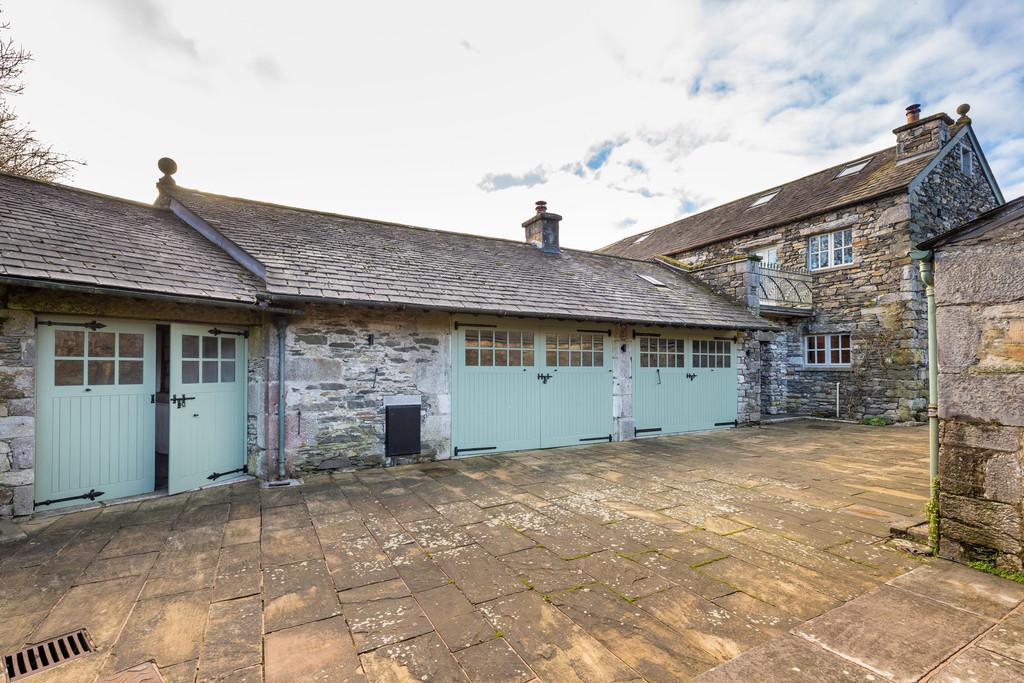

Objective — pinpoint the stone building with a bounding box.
[916,198,1024,570]
[600,104,1003,422]
[0,168,771,517]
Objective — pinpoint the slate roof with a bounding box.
[599,145,936,259]
[0,173,265,303]
[168,187,773,329]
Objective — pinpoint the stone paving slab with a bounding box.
[11,420,1012,682]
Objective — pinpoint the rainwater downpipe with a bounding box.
[913,249,940,551]
[276,318,287,480]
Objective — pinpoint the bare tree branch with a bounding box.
[0,11,82,180]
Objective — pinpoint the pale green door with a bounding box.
[168,324,247,494]
[452,325,613,456]
[687,338,738,430]
[453,327,541,455]
[633,333,737,435]
[539,331,613,447]
[35,319,155,510]
[633,334,692,437]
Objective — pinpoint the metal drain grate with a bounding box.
[3,630,94,680]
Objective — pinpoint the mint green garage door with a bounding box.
[633,333,737,437]
[453,324,613,456]
[168,324,248,494]
[35,319,156,510]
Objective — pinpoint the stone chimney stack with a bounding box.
[893,104,952,160]
[523,201,561,254]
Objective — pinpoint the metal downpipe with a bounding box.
[913,249,940,552]
[276,318,287,479]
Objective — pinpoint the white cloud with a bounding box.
[5,0,1023,249]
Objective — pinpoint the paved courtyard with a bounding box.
[2,420,1023,682]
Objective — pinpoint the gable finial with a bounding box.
[157,157,177,187]
[955,103,971,125]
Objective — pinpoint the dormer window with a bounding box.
[835,158,872,178]
[749,191,779,208]
[960,144,973,174]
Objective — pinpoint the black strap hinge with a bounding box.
[35,488,105,508]
[35,319,107,330]
[207,464,248,481]
[714,420,738,427]
[208,328,249,338]
[634,427,662,436]
[579,435,612,443]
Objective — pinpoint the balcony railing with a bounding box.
[753,262,812,313]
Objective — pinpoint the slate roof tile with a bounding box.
[168,187,772,330]
[0,173,265,303]
[599,145,933,259]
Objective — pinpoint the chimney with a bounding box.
[893,104,952,160]
[154,157,178,207]
[523,200,561,254]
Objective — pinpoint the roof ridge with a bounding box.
[169,185,658,265]
[0,170,161,211]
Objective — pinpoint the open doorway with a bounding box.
[155,324,171,490]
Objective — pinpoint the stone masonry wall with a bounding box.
[935,218,1024,570]
[912,135,1000,239]
[0,287,36,517]
[678,193,925,421]
[274,305,452,474]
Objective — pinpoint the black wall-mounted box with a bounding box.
[385,404,421,458]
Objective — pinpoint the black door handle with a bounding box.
[171,394,197,408]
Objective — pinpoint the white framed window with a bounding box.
[808,228,853,271]
[804,333,851,367]
[749,190,779,208]
[835,158,872,178]
[693,339,732,368]
[960,144,973,175]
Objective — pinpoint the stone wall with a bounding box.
[678,193,925,420]
[935,216,1024,570]
[0,288,36,517]
[736,331,761,425]
[912,135,1000,239]
[274,305,452,473]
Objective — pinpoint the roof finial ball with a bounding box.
[955,103,971,124]
[157,157,178,187]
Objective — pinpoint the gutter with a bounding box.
[910,248,940,553]
[0,276,300,315]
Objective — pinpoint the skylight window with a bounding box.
[634,232,653,244]
[749,191,779,208]
[637,273,667,287]
[835,158,872,178]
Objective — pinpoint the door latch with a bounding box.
[537,373,553,384]
[686,373,697,381]
[171,394,196,408]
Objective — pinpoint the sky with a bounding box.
[5,0,1023,250]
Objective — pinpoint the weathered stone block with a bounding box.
[940,420,1021,453]
[12,484,32,516]
[938,373,1024,427]
[0,469,33,486]
[940,492,1022,555]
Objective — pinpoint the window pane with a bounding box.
[558,350,569,366]
[465,349,478,366]
[55,330,84,357]
[495,349,508,366]
[509,350,521,366]
[817,350,826,364]
[494,331,507,349]
[202,336,219,358]
[640,354,649,368]
[480,349,493,366]
[594,350,603,366]
[119,360,143,384]
[89,332,115,357]
[465,330,478,345]
[119,333,144,358]
[182,360,199,384]
[55,359,84,385]
[221,337,236,359]
[581,352,592,367]
[831,348,841,364]
[202,360,219,383]
[806,349,815,363]
[88,360,115,385]
[841,349,851,364]
[523,349,534,366]
[182,335,199,358]
[546,350,556,366]
[221,360,236,383]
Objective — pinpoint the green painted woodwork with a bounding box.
[453,325,612,455]
[633,333,737,436]
[35,319,156,509]
[168,324,247,494]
